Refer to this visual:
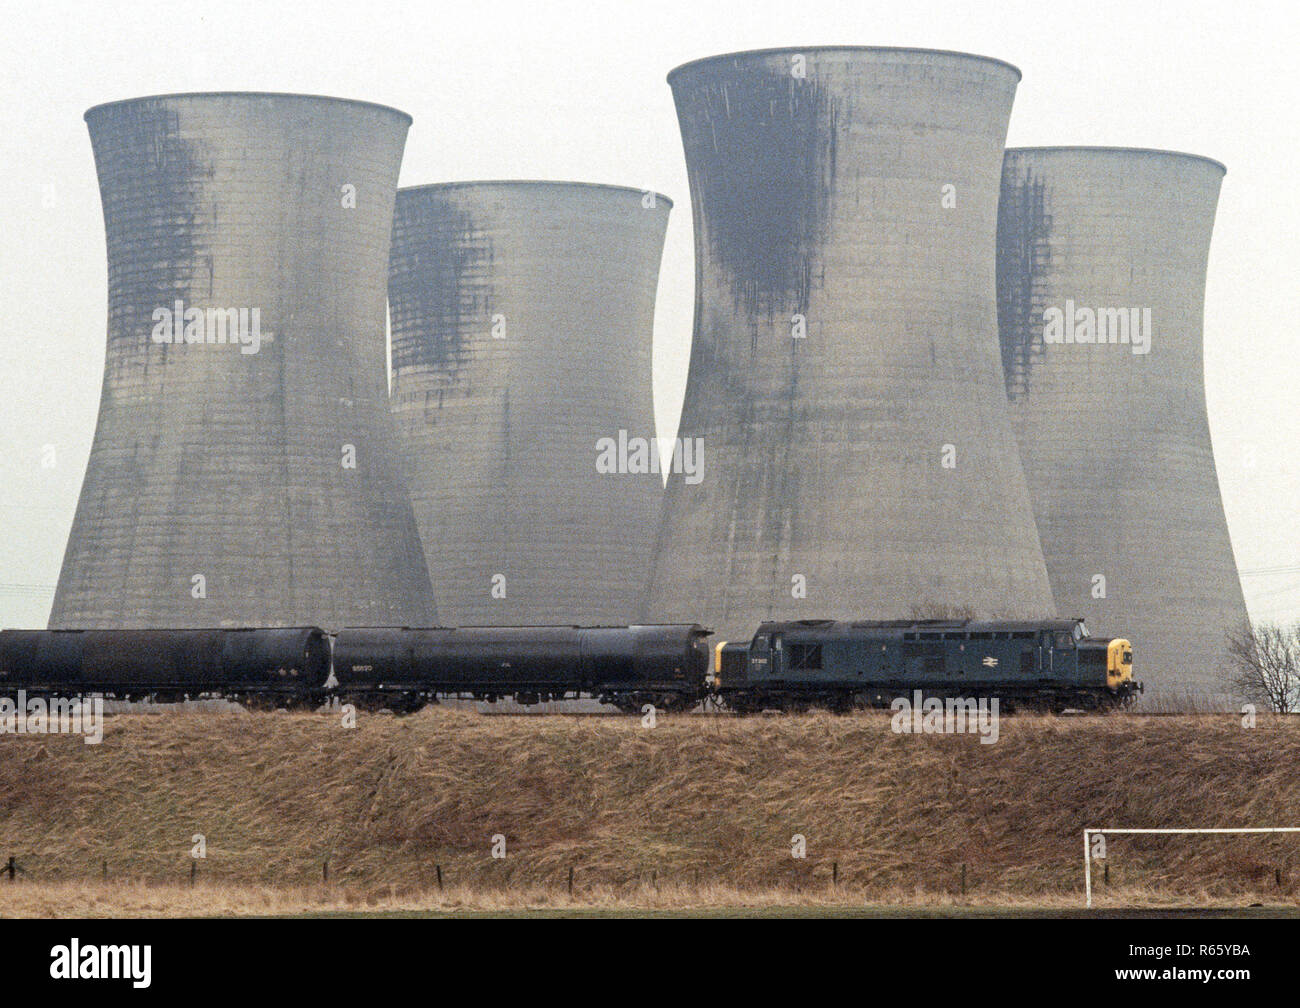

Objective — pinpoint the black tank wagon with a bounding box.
[332,624,713,712]
[0,627,331,706]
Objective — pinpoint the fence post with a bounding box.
[5,857,13,882]
[961,863,967,895]
[435,864,443,891]
[567,866,574,896]
[832,861,838,888]
[322,860,329,884]
[190,861,197,887]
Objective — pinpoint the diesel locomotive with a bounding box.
[714,618,1139,713]
[0,617,1139,713]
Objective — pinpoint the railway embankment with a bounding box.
[1,709,1297,911]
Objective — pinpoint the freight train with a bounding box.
[0,618,1139,714]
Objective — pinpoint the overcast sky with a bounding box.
[0,0,1295,628]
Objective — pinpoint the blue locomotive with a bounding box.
[713,618,1139,713]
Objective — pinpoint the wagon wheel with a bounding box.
[239,692,278,712]
[611,696,649,715]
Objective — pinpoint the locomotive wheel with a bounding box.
[716,695,752,715]
[723,694,785,715]
[823,693,855,715]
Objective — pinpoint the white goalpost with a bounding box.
[1083,827,1300,908]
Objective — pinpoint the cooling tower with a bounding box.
[642,47,1056,641]
[50,92,436,629]
[388,181,669,624]
[998,147,1248,707]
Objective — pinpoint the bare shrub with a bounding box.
[1224,619,1300,714]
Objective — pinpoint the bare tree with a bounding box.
[1224,619,1300,713]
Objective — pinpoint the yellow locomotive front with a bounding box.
[1107,637,1139,697]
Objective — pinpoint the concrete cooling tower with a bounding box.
[642,47,1056,642]
[50,92,436,629]
[997,147,1248,708]
[388,181,670,624]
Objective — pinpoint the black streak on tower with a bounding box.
[389,182,670,625]
[997,147,1249,708]
[50,93,436,629]
[643,47,1057,642]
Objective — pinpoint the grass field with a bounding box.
[1,708,1298,917]
[2,880,1298,918]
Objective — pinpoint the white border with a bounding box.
[1083,827,1300,907]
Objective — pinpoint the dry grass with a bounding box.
[0,879,1289,918]
[1,708,1298,916]
[1134,688,1239,714]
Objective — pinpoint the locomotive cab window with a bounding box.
[1054,632,1073,649]
[789,643,823,671]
